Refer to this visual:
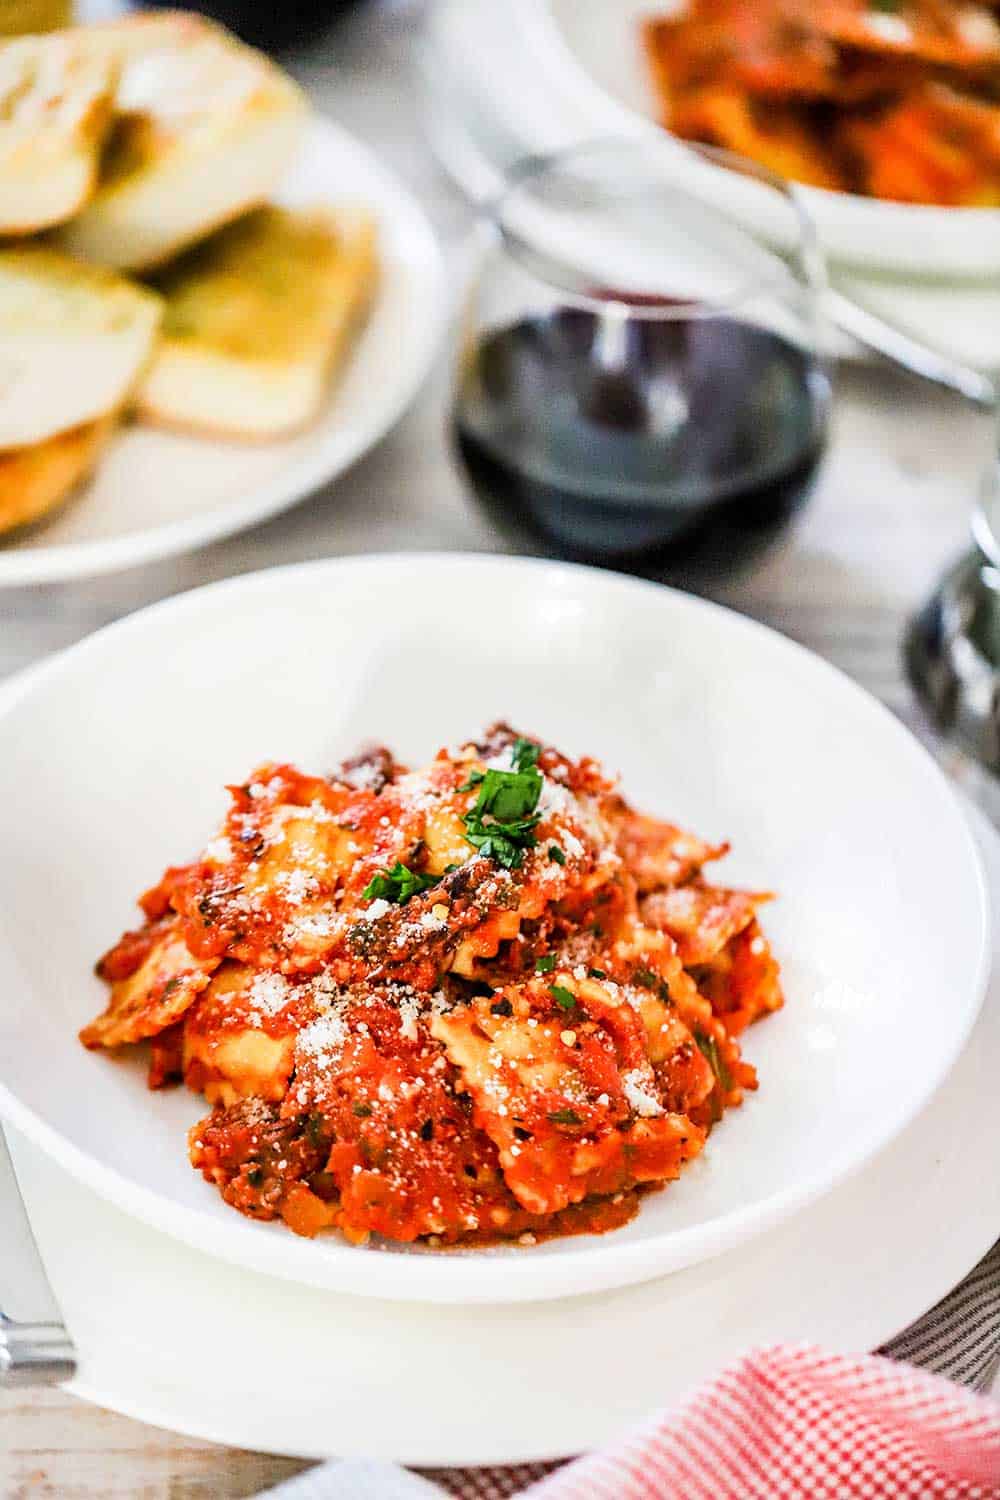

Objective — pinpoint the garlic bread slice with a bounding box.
[57,11,307,272]
[137,204,378,439]
[0,30,117,234]
[0,412,114,537]
[0,245,162,448]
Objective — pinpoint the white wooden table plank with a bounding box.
[1,0,997,1493]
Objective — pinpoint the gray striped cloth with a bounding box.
[262,1236,1000,1500]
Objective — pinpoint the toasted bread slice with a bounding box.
[0,31,117,234]
[137,204,379,439]
[0,0,71,34]
[57,12,307,272]
[0,246,162,448]
[0,414,114,537]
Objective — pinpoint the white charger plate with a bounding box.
[6,794,998,1465]
[0,554,989,1303]
[0,116,446,588]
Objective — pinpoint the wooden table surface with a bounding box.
[1,2,997,1495]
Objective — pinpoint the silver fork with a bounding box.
[0,1127,76,1386]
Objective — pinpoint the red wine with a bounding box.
[140,0,360,50]
[453,310,829,563]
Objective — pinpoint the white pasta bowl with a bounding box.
[523,0,1000,277]
[0,554,988,1302]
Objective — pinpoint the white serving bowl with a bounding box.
[0,554,988,1301]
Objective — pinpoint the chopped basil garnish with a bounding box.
[547,844,566,865]
[588,966,606,980]
[462,761,543,869]
[535,954,556,974]
[361,862,438,905]
[511,737,540,772]
[549,983,576,1011]
[695,1031,732,1093]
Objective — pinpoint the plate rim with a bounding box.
[0,116,447,590]
[0,551,990,1303]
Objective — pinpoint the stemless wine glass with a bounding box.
[450,138,831,564]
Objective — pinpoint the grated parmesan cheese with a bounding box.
[863,10,912,43]
[247,970,292,1018]
[622,1068,664,1118]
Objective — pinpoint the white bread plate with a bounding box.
[0,114,445,587]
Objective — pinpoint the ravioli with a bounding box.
[83,723,783,1248]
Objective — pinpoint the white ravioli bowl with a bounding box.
[0,554,988,1303]
[530,0,1000,277]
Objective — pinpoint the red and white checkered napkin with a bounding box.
[264,1242,1000,1500]
[438,1346,1000,1500]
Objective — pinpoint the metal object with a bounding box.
[828,288,997,411]
[906,548,1000,782]
[0,1127,76,1386]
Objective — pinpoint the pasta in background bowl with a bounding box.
[519,0,1000,274]
[0,554,988,1302]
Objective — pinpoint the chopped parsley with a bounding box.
[535,954,556,974]
[634,966,672,1003]
[547,1108,582,1126]
[511,737,540,772]
[587,966,606,980]
[549,983,576,1011]
[547,844,566,865]
[695,1032,732,1093]
[462,761,543,869]
[361,861,438,905]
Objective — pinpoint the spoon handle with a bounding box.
[0,1127,76,1387]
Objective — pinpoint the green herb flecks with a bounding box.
[695,1031,732,1094]
[547,844,566,865]
[547,1108,582,1126]
[549,983,576,1012]
[461,759,543,870]
[511,737,540,772]
[361,862,439,905]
